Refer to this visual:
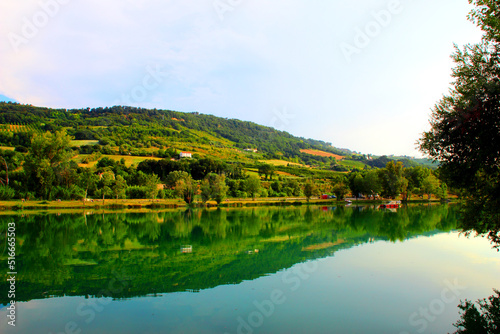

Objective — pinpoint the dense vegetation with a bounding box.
[0,129,447,203]
[0,102,444,203]
[420,0,500,250]
[0,102,346,161]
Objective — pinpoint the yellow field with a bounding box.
[259,159,309,168]
[300,149,344,160]
[70,140,100,147]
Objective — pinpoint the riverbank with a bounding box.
[0,197,447,213]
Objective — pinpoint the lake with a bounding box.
[1,204,499,334]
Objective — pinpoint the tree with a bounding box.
[244,175,261,200]
[175,176,197,204]
[451,289,500,334]
[144,173,160,200]
[258,164,275,180]
[113,175,127,199]
[78,168,99,201]
[332,176,349,200]
[303,178,317,202]
[211,174,229,204]
[378,161,408,199]
[200,178,212,204]
[404,166,431,200]
[349,172,364,199]
[166,171,191,188]
[419,0,500,248]
[421,174,440,200]
[96,171,114,203]
[24,130,72,199]
[363,170,382,198]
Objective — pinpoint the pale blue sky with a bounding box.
[0,0,484,156]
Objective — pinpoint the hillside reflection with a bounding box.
[0,204,458,303]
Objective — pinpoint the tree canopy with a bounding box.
[419,0,500,248]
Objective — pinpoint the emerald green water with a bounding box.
[1,205,498,333]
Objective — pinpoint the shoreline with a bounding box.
[0,197,449,214]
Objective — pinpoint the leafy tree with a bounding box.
[24,130,72,199]
[363,170,382,198]
[211,174,229,204]
[113,175,127,199]
[144,173,160,200]
[96,171,114,202]
[419,0,500,247]
[258,164,275,180]
[349,172,364,198]
[303,178,317,202]
[451,289,500,334]
[378,161,408,199]
[166,171,191,188]
[175,176,197,204]
[200,178,212,204]
[332,176,350,200]
[404,166,431,199]
[78,168,99,201]
[421,174,440,200]
[244,175,261,200]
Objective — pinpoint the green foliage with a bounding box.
[174,175,197,204]
[378,161,408,199]
[23,130,73,199]
[0,185,15,200]
[258,163,275,180]
[332,176,350,200]
[420,0,500,248]
[452,289,500,334]
[303,178,317,201]
[244,175,261,200]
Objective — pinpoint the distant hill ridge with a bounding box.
[0,102,346,156]
[0,102,434,169]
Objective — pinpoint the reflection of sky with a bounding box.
[1,232,498,334]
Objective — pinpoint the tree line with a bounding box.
[0,130,447,203]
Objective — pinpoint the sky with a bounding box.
[0,0,485,157]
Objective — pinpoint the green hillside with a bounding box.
[0,102,432,171]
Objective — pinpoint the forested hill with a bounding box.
[0,102,345,160]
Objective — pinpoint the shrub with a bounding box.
[0,186,15,200]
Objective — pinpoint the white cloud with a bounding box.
[0,0,484,156]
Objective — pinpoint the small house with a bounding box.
[179,152,192,158]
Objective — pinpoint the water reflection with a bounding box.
[0,204,458,303]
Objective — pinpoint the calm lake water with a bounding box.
[1,204,499,334]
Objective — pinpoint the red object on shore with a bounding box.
[379,201,401,209]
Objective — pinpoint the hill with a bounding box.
[0,102,432,172]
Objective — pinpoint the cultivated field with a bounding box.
[300,149,344,160]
